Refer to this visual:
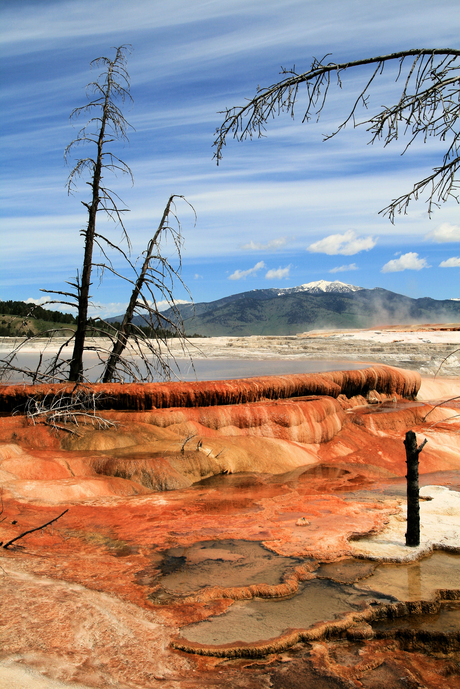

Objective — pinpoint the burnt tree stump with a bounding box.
[404,430,427,547]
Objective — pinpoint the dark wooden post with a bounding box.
[404,430,427,547]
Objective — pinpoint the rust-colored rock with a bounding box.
[0,364,459,689]
[0,364,421,412]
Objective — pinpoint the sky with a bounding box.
[1,0,460,319]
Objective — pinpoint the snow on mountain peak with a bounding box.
[299,280,362,293]
[276,280,363,296]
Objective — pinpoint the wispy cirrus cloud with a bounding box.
[426,223,460,243]
[440,257,460,268]
[308,230,376,256]
[265,265,291,280]
[329,263,358,273]
[3,0,460,308]
[228,261,266,280]
[241,237,289,251]
[381,252,430,273]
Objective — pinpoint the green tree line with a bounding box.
[0,301,76,324]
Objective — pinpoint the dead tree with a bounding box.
[43,45,134,382]
[214,49,460,220]
[2,46,195,386]
[404,430,427,547]
[101,195,195,383]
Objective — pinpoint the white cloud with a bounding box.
[23,297,190,319]
[88,303,128,319]
[329,263,358,273]
[25,297,61,308]
[25,296,77,314]
[265,265,291,280]
[194,273,203,279]
[307,230,376,256]
[144,299,191,312]
[427,223,460,243]
[381,252,430,273]
[241,237,288,251]
[440,257,460,268]
[25,297,126,320]
[228,261,266,280]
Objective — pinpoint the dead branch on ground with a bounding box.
[18,386,117,434]
[1,509,69,549]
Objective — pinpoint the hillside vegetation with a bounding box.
[162,286,460,337]
[0,301,76,338]
[0,302,187,340]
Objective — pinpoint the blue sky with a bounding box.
[1,0,460,319]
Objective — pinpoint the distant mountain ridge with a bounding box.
[109,280,460,337]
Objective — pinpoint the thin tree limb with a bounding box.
[2,509,69,549]
[214,48,460,221]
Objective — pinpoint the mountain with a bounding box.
[109,281,460,337]
[275,280,363,295]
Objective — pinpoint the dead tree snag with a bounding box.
[404,430,427,547]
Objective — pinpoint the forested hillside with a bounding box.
[0,301,76,337]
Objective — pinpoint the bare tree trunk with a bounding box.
[69,212,96,381]
[69,84,109,381]
[404,430,427,547]
[102,197,175,382]
[101,195,194,383]
[65,46,133,382]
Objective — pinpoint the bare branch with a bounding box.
[214,48,460,220]
[423,395,460,421]
[2,510,69,549]
[434,348,460,377]
[22,387,117,433]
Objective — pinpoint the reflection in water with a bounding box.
[407,562,422,599]
[176,548,460,648]
[357,551,460,602]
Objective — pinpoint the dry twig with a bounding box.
[2,509,69,549]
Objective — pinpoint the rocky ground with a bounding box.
[175,324,460,377]
[0,330,459,689]
[2,323,460,382]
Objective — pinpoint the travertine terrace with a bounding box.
[1,330,460,689]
